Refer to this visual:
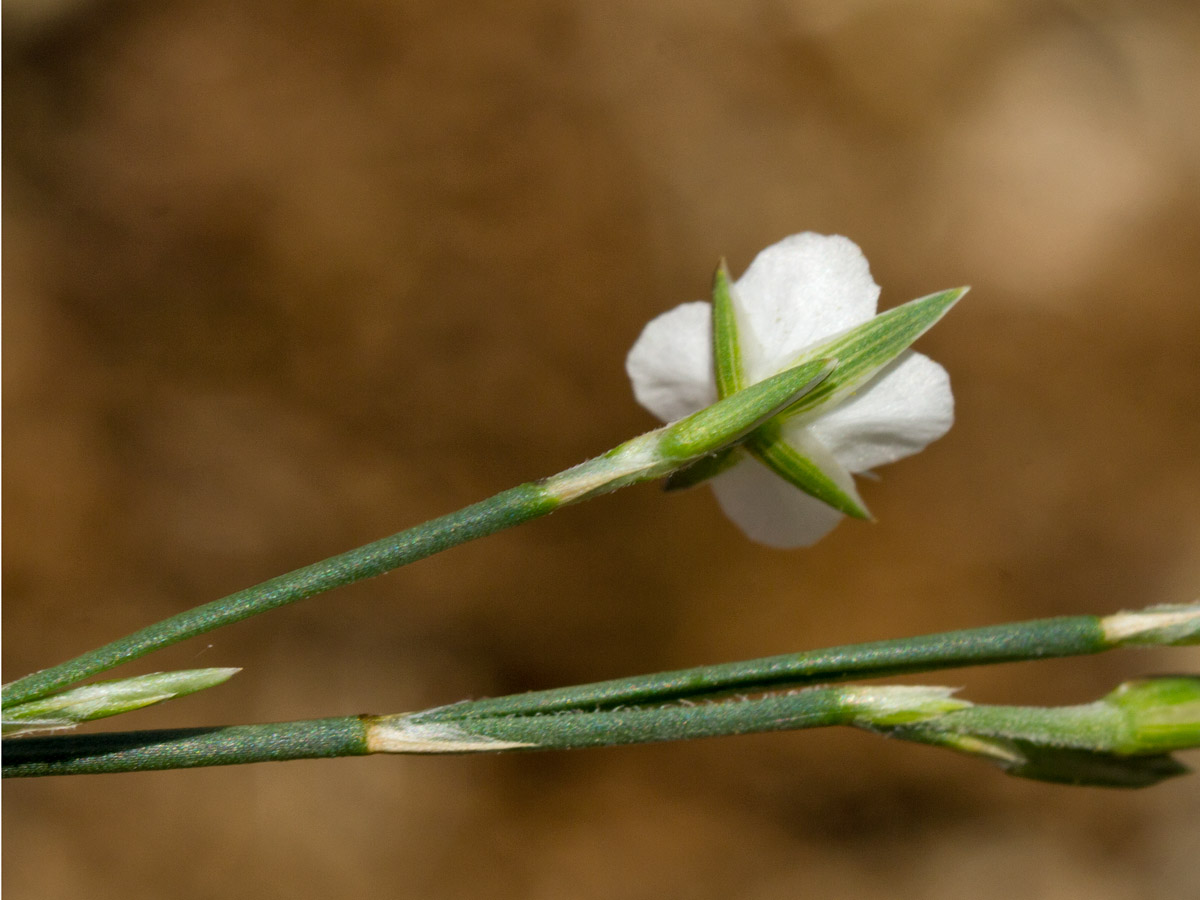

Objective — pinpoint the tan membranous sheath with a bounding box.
[365,716,535,754]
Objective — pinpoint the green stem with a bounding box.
[1,687,942,777]
[416,614,1111,720]
[3,358,837,710]
[426,603,1196,721]
[1,485,556,710]
[2,718,371,777]
[6,605,1195,778]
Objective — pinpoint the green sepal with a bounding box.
[747,421,870,519]
[2,668,240,737]
[711,259,747,398]
[658,358,836,460]
[544,358,835,505]
[879,676,1200,786]
[1002,744,1189,788]
[1103,677,1200,754]
[709,259,866,515]
[779,286,967,423]
[903,730,1190,788]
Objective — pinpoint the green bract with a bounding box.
[2,668,239,737]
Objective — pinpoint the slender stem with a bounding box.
[4,358,836,710]
[421,603,1198,721]
[1,485,555,709]
[2,718,371,777]
[7,605,1196,778]
[0,687,911,777]
[416,615,1110,720]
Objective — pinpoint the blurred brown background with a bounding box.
[4,1,1199,897]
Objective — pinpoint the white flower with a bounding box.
[626,233,956,548]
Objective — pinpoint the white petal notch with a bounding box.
[626,232,965,548]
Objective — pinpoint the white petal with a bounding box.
[734,233,881,380]
[626,301,717,423]
[709,456,846,548]
[808,351,953,473]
